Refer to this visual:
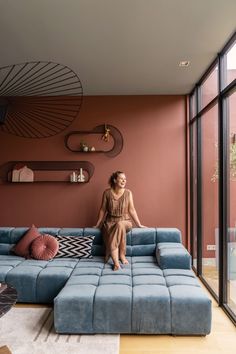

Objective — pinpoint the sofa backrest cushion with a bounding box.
[0,227,182,257]
[0,227,60,255]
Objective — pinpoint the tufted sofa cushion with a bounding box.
[156,242,192,269]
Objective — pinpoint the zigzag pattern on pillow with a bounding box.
[55,235,95,258]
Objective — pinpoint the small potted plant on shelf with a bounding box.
[80,141,89,152]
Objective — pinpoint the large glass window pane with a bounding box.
[191,122,198,268]
[200,66,218,109]
[228,91,236,315]
[225,42,236,88]
[201,104,219,296]
[190,91,197,119]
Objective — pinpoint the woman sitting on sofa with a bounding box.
[94,171,145,271]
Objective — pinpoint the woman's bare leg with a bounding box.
[111,248,120,270]
[118,221,131,264]
[104,252,110,263]
[119,238,129,264]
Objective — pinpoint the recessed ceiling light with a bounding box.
[179,61,190,67]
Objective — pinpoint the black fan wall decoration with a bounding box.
[0,62,83,138]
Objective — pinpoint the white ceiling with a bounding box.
[0,0,236,95]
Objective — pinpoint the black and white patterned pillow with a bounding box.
[55,235,95,258]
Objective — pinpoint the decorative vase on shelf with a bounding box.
[77,168,85,182]
[13,165,34,182]
[70,171,77,183]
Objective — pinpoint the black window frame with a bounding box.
[189,31,236,326]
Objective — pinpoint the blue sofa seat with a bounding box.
[0,227,212,335]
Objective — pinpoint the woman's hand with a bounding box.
[138,224,147,228]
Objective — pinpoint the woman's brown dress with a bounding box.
[101,188,132,259]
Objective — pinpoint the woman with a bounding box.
[94,171,145,270]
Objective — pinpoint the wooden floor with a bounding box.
[120,284,236,354]
[202,265,236,313]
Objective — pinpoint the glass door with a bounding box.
[227,91,236,314]
[201,104,219,296]
[190,121,198,269]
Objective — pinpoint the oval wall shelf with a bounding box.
[64,124,123,157]
[0,161,94,183]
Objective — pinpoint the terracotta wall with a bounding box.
[0,96,187,244]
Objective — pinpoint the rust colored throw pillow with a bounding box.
[12,225,41,258]
[30,234,59,260]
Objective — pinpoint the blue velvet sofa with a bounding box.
[0,227,212,335]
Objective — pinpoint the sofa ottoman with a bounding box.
[54,255,211,335]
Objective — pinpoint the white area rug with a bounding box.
[0,307,120,354]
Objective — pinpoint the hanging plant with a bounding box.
[230,142,236,180]
[211,139,236,182]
